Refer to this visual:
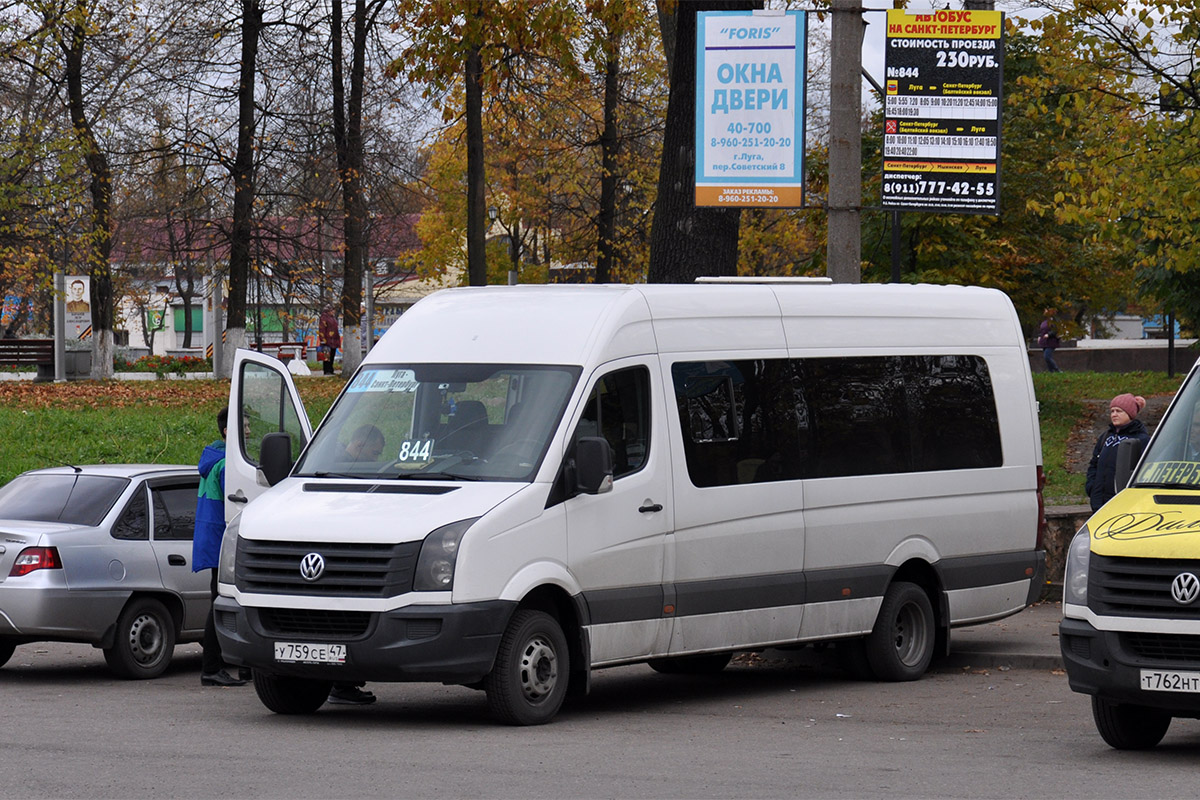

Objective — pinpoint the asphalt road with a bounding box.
[3,641,1199,799]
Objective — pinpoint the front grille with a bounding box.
[1123,632,1200,665]
[1089,554,1200,620]
[258,607,371,638]
[236,538,421,597]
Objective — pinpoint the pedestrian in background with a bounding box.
[1038,309,1062,373]
[194,407,248,687]
[1086,393,1150,511]
[319,304,341,376]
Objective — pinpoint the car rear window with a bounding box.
[0,474,131,526]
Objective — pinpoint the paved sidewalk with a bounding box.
[941,599,1063,672]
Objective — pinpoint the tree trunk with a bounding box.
[596,21,620,285]
[647,1,756,284]
[225,0,263,377]
[465,15,487,287]
[63,13,114,378]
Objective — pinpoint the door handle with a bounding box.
[228,491,248,504]
[638,502,663,513]
[168,554,186,566]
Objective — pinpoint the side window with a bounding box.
[574,367,650,479]
[672,359,806,487]
[904,355,1002,470]
[239,361,308,464]
[152,485,198,541]
[802,357,908,478]
[112,486,150,540]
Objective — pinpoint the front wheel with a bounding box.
[253,672,332,715]
[865,581,934,681]
[484,610,569,725]
[103,598,176,679]
[1092,696,1171,750]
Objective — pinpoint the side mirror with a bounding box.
[260,432,294,486]
[574,436,614,495]
[1114,437,1148,493]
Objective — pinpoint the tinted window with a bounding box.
[0,474,130,526]
[574,367,651,479]
[152,485,198,541]
[112,487,150,540]
[672,355,1001,487]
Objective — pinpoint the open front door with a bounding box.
[225,349,313,520]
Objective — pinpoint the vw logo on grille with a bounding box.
[300,552,326,582]
[1171,572,1200,605]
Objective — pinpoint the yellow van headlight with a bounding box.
[1064,528,1091,606]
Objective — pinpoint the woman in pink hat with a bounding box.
[1085,393,1150,511]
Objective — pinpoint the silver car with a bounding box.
[0,464,210,678]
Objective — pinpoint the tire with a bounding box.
[484,609,569,726]
[103,597,176,679]
[648,652,732,675]
[1092,696,1171,750]
[864,581,935,681]
[0,638,16,668]
[253,672,332,715]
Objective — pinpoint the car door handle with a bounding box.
[638,502,663,513]
[168,554,186,566]
[228,492,248,504]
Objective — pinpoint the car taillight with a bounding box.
[1035,466,1047,551]
[10,547,62,577]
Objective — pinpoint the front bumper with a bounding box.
[213,595,516,684]
[1060,615,1200,717]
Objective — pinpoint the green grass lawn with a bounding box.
[0,371,1189,505]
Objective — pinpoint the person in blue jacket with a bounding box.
[194,407,248,687]
[1085,393,1150,511]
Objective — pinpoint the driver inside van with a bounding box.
[341,424,385,462]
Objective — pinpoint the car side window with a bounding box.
[112,486,150,541]
[152,485,198,541]
[573,366,651,480]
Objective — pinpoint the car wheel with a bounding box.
[647,652,732,675]
[253,672,332,715]
[484,609,569,726]
[1092,696,1171,750]
[0,638,16,668]
[864,581,935,681]
[103,597,176,679]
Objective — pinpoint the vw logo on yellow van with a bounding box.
[300,552,326,582]
[1171,573,1200,606]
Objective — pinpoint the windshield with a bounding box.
[0,474,130,526]
[1134,371,1200,490]
[294,363,581,482]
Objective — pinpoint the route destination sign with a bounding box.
[695,10,805,208]
[882,9,1004,214]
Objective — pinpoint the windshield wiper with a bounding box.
[306,471,367,479]
[387,471,484,482]
[1134,481,1200,490]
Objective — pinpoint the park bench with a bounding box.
[0,338,55,381]
[255,341,308,362]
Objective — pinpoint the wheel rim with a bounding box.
[127,612,165,666]
[518,634,558,703]
[892,601,929,667]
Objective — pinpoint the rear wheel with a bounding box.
[865,581,934,681]
[253,672,332,715]
[648,652,732,675]
[103,598,175,679]
[1092,696,1171,750]
[484,610,569,725]
[0,638,16,668]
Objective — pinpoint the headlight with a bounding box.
[217,513,241,586]
[1064,527,1091,606]
[414,517,478,591]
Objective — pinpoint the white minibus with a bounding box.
[215,282,1045,724]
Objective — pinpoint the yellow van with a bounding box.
[1061,377,1200,748]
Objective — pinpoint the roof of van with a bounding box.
[368,283,1023,367]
